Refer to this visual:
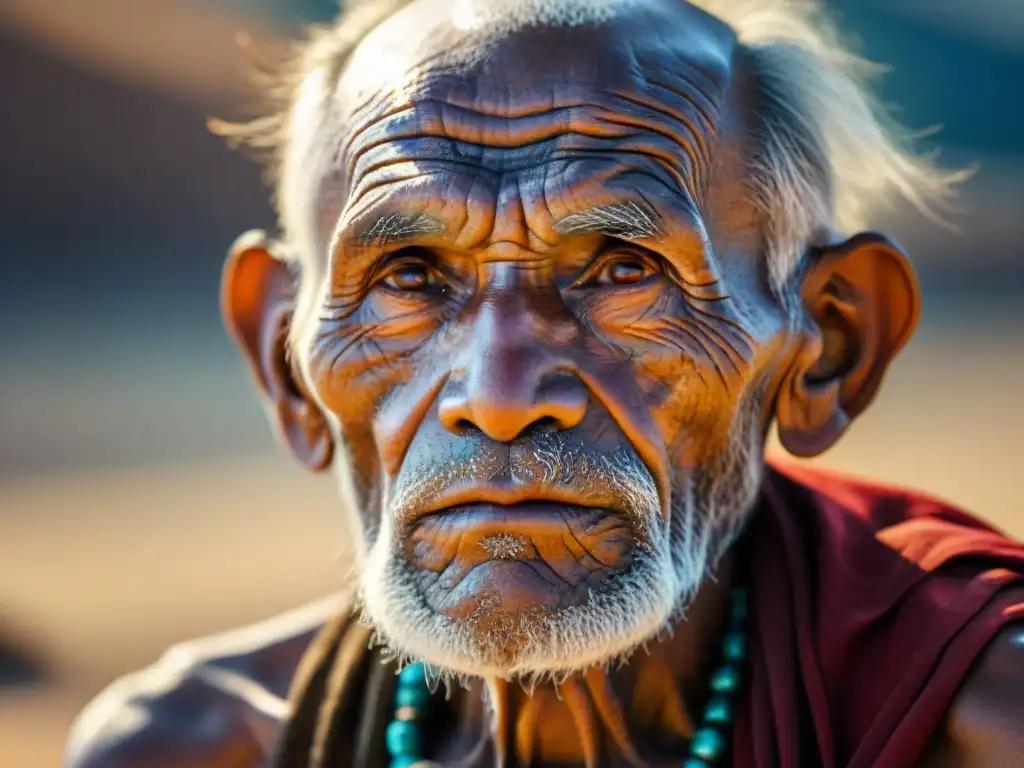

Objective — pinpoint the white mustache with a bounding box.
[388,431,661,531]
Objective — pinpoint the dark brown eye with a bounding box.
[383,262,432,291]
[599,257,656,286]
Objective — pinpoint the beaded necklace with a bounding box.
[386,585,748,768]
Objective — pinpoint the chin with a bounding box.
[359,513,690,680]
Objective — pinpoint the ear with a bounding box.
[775,232,921,457]
[222,230,333,472]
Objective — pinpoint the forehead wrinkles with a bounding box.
[323,59,730,229]
[299,1,742,248]
[334,148,699,257]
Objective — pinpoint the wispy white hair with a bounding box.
[212,0,968,300]
[688,0,970,296]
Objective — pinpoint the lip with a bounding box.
[403,482,622,527]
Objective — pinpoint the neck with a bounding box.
[436,554,736,768]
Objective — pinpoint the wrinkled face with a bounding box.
[280,0,796,678]
[263,1,793,680]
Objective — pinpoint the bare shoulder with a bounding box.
[923,624,1024,767]
[64,594,348,768]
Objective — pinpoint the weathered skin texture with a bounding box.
[65,0,1024,765]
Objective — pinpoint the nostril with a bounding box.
[453,418,481,436]
[531,416,562,434]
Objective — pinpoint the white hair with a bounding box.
[449,0,627,31]
[688,0,970,297]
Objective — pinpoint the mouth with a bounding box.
[402,482,629,528]
[403,489,639,616]
[414,499,631,547]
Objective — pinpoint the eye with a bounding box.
[594,255,658,286]
[380,259,434,292]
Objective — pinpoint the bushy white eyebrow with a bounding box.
[553,202,661,241]
[357,212,446,246]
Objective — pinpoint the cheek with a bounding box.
[580,288,778,467]
[307,293,444,407]
[302,304,450,492]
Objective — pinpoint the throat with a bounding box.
[484,661,695,768]
[430,558,737,768]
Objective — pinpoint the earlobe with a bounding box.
[222,230,333,472]
[776,350,851,458]
[776,232,920,458]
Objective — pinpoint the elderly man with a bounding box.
[66,0,1024,766]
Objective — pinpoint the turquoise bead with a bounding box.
[395,683,430,708]
[683,760,709,768]
[390,756,421,768]
[398,662,426,686]
[721,631,746,662]
[386,720,421,756]
[703,696,732,724]
[690,727,726,761]
[709,665,740,694]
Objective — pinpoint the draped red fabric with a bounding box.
[732,461,1024,767]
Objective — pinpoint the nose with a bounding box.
[439,361,589,442]
[438,290,588,442]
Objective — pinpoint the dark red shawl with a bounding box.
[734,460,1024,767]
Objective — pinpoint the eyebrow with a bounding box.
[552,201,661,241]
[350,199,663,249]
[352,212,446,246]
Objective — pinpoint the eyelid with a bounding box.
[570,246,660,288]
[371,249,434,283]
[370,249,460,298]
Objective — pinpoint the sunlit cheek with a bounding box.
[580,291,765,469]
[654,388,740,471]
[582,294,714,384]
[648,336,770,470]
[577,287,663,330]
[305,301,442,423]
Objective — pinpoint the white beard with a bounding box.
[354,396,765,683]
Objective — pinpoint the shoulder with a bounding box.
[64,594,348,768]
[766,460,1023,562]
[935,623,1024,766]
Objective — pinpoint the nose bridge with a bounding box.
[440,263,587,442]
[468,281,544,401]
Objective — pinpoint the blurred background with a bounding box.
[0,0,1021,764]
